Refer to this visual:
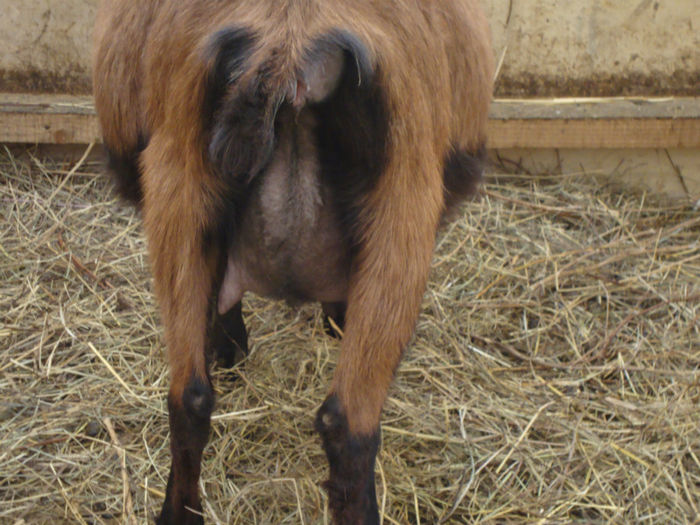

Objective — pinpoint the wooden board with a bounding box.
[488,97,700,149]
[0,94,100,144]
[488,118,700,149]
[1,93,699,149]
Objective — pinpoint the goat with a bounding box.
[93,1,493,523]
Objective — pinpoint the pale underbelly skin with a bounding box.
[217,108,350,314]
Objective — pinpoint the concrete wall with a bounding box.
[0,0,98,93]
[485,0,699,96]
[492,148,700,201]
[0,0,698,96]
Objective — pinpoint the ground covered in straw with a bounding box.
[1,147,699,524]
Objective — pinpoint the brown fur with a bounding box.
[94,1,493,523]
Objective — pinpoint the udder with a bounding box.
[217,108,350,314]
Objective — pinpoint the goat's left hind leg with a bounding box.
[142,146,219,525]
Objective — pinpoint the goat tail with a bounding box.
[205,28,374,182]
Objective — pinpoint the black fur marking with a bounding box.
[209,79,282,183]
[203,27,256,130]
[207,29,283,185]
[313,32,389,252]
[182,377,215,420]
[316,395,380,525]
[105,135,147,205]
[201,28,260,304]
[442,145,487,214]
[205,27,281,185]
[159,376,214,525]
[157,469,204,525]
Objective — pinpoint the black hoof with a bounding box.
[316,395,380,525]
[160,377,213,525]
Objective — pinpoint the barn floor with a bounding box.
[1,146,699,524]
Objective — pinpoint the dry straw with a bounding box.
[1,146,698,524]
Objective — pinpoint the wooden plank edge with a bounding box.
[4,94,698,119]
[1,94,699,149]
[1,112,101,145]
[488,118,700,149]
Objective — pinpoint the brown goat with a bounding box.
[93,1,493,523]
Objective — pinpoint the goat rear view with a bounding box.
[93,1,493,523]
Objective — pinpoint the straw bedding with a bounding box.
[1,146,698,524]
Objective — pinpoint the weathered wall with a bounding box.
[485,0,699,96]
[0,0,698,96]
[0,0,97,93]
[492,148,700,201]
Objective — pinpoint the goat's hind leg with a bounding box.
[141,146,220,525]
[316,394,380,525]
[316,165,443,524]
